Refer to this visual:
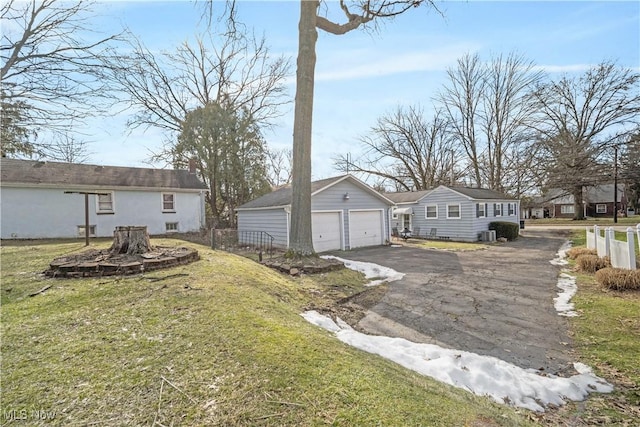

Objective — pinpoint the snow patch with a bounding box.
[301,310,613,412]
[321,255,405,286]
[555,273,579,317]
[550,240,572,266]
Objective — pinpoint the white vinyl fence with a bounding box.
[586,225,638,270]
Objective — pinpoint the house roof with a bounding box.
[444,186,516,200]
[237,175,392,210]
[0,158,207,190]
[384,186,515,203]
[383,189,432,204]
[545,184,626,204]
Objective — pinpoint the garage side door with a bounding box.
[312,212,342,252]
[350,210,383,249]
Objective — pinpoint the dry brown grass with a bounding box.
[595,267,640,291]
[575,254,610,273]
[566,247,597,260]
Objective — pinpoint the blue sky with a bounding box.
[84,0,639,180]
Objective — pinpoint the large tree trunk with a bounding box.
[110,226,153,255]
[573,186,585,220]
[289,0,319,256]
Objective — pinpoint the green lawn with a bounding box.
[555,231,640,424]
[0,239,534,426]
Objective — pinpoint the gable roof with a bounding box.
[443,186,516,200]
[383,189,432,204]
[0,158,207,190]
[384,186,515,203]
[237,174,392,210]
[546,184,626,204]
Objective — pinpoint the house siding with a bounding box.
[236,208,289,248]
[0,186,205,239]
[311,180,390,249]
[389,187,519,242]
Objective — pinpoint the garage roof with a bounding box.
[237,175,393,210]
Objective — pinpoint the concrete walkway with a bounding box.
[334,229,578,376]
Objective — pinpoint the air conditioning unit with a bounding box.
[480,230,496,242]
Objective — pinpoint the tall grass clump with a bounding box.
[575,254,610,273]
[595,268,640,291]
[566,247,597,260]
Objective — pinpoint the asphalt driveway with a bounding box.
[335,229,577,376]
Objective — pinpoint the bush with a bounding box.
[488,221,519,241]
[595,267,640,291]
[566,247,597,260]
[575,254,610,273]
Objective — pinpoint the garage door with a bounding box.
[350,210,384,249]
[312,212,342,252]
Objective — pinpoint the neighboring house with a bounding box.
[0,158,208,239]
[546,184,627,218]
[521,196,550,219]
[385,185,520,242]
[236,175,394,252]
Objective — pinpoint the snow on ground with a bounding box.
[550,240,572,266]
[551,241,579,317]
[302,310,612,412]
[555,273,579,317]
[321,255,404,286]
[306,242,613,412]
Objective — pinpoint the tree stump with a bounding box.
[110,226,154,255]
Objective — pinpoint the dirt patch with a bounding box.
[262,255,344,275]
[307,284,390,330]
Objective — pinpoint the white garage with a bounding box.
[312,211,343,252]
[349,210,384,249]
[236,175,394,252]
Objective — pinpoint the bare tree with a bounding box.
[334,105,460,191]
[289,0,440,256]
[439,52,542,191]
[266,147,293,188]
[1,0,121,155]
[439,53,486,187]
[532,61,640,219]
[43,133,92,163]
[106,10,290,146]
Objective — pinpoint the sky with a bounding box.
[302,244,615,413]
[76,0,639,180]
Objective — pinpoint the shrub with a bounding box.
[595,267,640,291]
[488,221,519,241]
[566,247,597,260]
[575,254,610,273]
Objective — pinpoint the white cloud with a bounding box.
[315,43,479,82]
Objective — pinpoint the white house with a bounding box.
[0,158,207,239]
[386,186,520,242]
[236,175,394,252]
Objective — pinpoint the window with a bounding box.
[77,225,96,237]
[447,204,461,219]
[162,193,175,212]
[425,204,438,219]
[561,205,574,214]
[508,203,516,216]
[476,203,486,218]
[97,192,114,214]
[596,204,607,214]
[165,222,179,232]
[494,203,502,217]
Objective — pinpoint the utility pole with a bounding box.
[614,145,618,224]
